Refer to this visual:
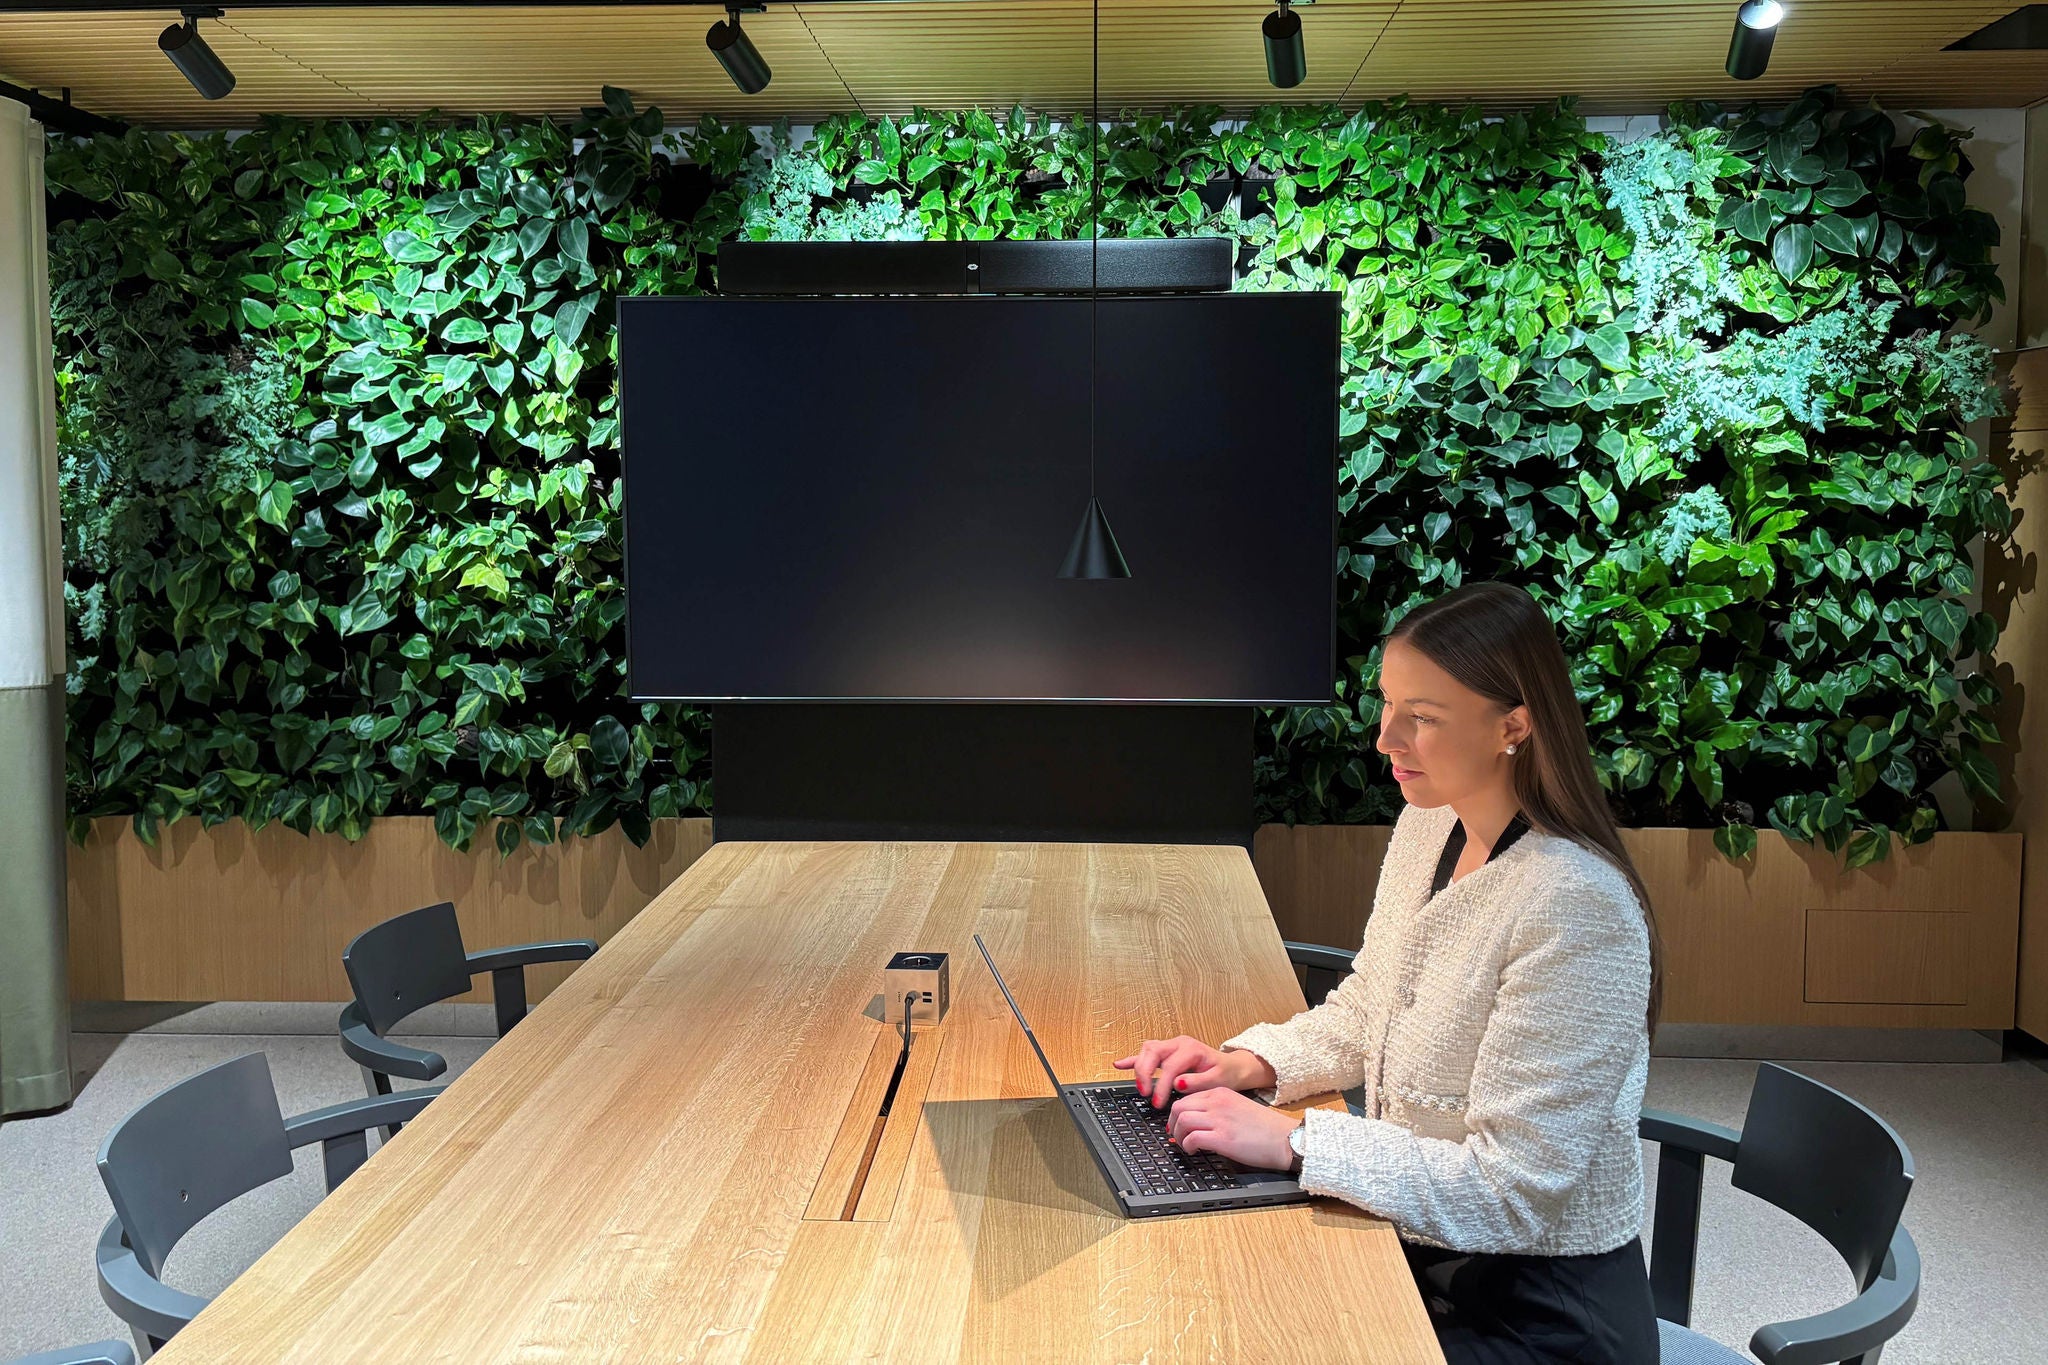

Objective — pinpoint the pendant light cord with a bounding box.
[1087,0,1099,501]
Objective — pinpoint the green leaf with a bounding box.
[1577,470,1619,526]
[1954,742,1998,801]
[1713,823,1758,863]
[1816,170,1868,207]
[1771,222,1815,282]
[1843,829,1888,870]
[590,715,631,769]
[359,411,410,448]
[442,317,489,344]
[1730,198,1773,244]
[1587,325,1630,371]
[559,216,589,266]
[381,230,441,264]
[459,561,509,598]
[239,297,276,329]
[1784,154,1829,185]
[256,479,293,530]
[554,295,597,348]
[512,180,554,216]
[1921,598,1967,653]
[1811,214,1859,257]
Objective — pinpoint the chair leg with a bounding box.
[361,1065,403,1141]
[1649,1143,1707,1326]
[492,965,529,1037]
[321,1128,372,1191]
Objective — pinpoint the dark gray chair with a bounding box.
[4,1344,136,1365]
[1283,940,1367,1116]
[339,901,596,1102]
[1283,939,1355,1008]
[1281,941,1921,1363]
[94,1052,442,1357]
[1643,1062,1920,1365]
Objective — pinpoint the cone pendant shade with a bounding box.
[1057,497,1132,579]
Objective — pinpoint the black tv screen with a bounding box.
[618,292,1336,703]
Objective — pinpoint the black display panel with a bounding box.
[618,293,1337,703]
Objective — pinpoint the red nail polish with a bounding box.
[1174,1077,1186,1090]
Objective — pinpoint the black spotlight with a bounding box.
[1725,0,1784,80]
[160,7,236,101]
[708,7,772,95]
[1263,2,1306,90]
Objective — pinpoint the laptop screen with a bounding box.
[973,934,1069,1098]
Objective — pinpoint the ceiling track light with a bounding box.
[160,5,235,100]
[1726,0,1784,80]
[707,3,771,95]
[1263,0,1305,90]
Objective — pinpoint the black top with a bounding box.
[1431,810,1531,896]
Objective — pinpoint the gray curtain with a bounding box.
[0,99,71,1115]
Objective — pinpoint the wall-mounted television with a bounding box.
[618,292,1337,704]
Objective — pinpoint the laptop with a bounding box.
[973,934,1310,1219]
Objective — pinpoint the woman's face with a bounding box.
[1374,638,1529,809]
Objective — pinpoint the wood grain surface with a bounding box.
[149,841,1443,1364]
[65,815,713,1004]
[1255,822,2021,1030]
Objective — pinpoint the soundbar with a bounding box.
[716,238,1235,296]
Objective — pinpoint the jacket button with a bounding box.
[1399,985,1416,1008]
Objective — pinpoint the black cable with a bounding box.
[876,990,917,1118]
[1088,0,1098,499]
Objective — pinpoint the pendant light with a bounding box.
[1057,0,1132,580]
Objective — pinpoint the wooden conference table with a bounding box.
[153,841,1444,1363]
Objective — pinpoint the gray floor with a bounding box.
[3,1012,2045,1363]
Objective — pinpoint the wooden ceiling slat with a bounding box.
[0,0,2041,128]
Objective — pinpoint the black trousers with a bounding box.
[1403,1237,1660,1365]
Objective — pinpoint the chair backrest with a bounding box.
[1731,1062,1916,1290]
[343,901,473,1036]
[95,1053,293,1280]
[1284,941,1356,1008]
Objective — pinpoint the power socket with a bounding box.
[884,951,949,1025]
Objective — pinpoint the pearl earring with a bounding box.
[1505,743,1518,755]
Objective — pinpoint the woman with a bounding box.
[1114,581,1660,1364]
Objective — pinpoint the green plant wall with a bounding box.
[47,87,2009,864]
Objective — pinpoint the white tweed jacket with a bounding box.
[1223,800,1651,1256]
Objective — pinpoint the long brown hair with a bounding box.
[1387,581,1662,1035]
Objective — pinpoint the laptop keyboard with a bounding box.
[1084,1088,1243,1196]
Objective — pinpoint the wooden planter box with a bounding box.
[68,818,2022,1029]
[66,816,713,1004]
[1252,825,2024,1030]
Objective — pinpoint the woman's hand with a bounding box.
[1112,1036,1277,1106]
[1166,1088,1302,1171]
